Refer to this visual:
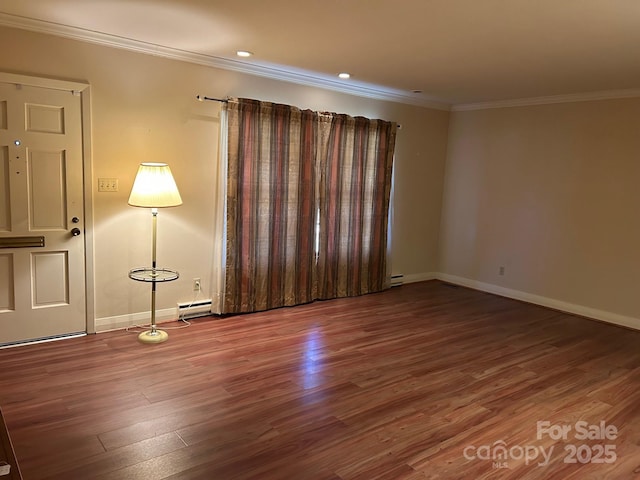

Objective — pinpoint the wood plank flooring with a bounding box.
[2,280,640,479]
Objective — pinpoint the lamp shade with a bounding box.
[128,163,182,208]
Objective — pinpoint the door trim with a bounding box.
[0,72,95,334]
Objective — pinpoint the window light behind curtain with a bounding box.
[222,98,397,314]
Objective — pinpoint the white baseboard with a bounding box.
[436,272,640,331]
[95,307,178,333]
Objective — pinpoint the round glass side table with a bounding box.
[128,267,179,343]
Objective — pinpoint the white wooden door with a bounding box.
[0,81,86,345]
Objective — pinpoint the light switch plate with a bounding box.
[98,178,119,192]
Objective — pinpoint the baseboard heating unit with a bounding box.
[177,299,212,319]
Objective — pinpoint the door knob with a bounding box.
[72,217,80,223]
[71,228,81,236]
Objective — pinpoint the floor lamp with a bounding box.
[128,163,182,344]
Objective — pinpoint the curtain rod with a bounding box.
[196,95,228,103]
[197,95,400,129]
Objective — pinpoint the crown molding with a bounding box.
[453,88,640,111]
[0,13,451,111]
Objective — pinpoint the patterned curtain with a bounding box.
[224,99,318,313]
[223,99,397,313]
[317,115,397,298]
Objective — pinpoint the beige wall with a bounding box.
[440,99,640,322]
[0,26,449,327]
[4,24,640,332]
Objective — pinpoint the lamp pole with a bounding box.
[149,207,158,336]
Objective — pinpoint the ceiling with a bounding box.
[2,0,640,109]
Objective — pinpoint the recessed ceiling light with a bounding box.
[236,50,253,57]
[338,72,351,79]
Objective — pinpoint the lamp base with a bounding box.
[138,329,169,344]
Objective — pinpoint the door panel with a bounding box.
[25,103,65,134]
[28,149,67,230]
[32,251,69,307]
[0,146,9,231]
[0,253,13,311]
[0,81,86,345]
[0,100,6,128]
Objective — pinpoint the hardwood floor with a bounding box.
[1,280,640,479]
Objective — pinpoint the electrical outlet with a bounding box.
[98,178,119,192]
[193,278,201,292]
[499,266,505,276]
